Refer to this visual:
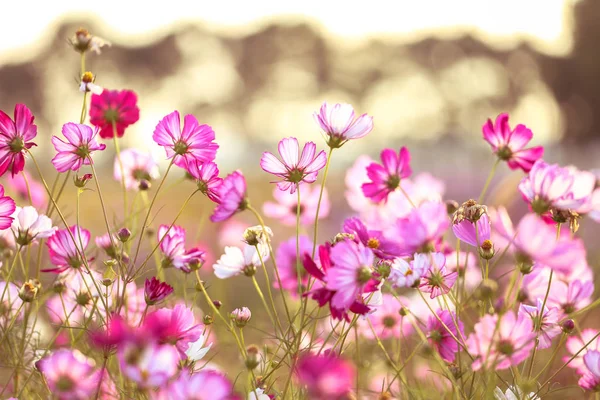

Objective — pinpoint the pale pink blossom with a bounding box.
[51,123,106,172]
[263,183,329,226]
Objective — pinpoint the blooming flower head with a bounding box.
[144,303,203,357]
[69,28,111,54]
[186,160,222,202]
[565,329,600,375]
[295,354,355,399]
[5,171,47,209]
[119,342,179,388]
[519,299,562,349]
[361,293,413,340]
[467,311,535,371]
[275,235,313,295]
[362,147,412,203]
[580,350,600,391]
[213,244,269,279]
[548,279,594,315]
[260,137,327,194]
[426,310,464,362]
[158,225,204,273]
[326,240,375,310]
[0,104,37,177]
[168,371,235,400]
[452,210,491,248]
[95,232,118,258]
[153,110,218,168]
[0,184,15,230]
[51,123,106,172]
[210,171,248,222]
[89,89,140,138]
[389,256,426,288]
[313,102,373,148]
[482,113,544,172]
[114,148,159,191]
[343,217,403,259]
[263,183,330,226]
[44,225,90,273]
[11,206,55,246]
[144,277,174,305]
[36,349,100,399]
[391,201,449,254]
[419,252,457,299]
[185,332,212,363]
[518,160,595,216]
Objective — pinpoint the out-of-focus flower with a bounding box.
[295,354,355,399]
[0,104,37,177]
[362,147,412,203]
[360,293,413,339]
[185,332,212,362]
[153,110,218,168]
[69,28,111,54]
[426,310,464,362]
[313,102,373,148]
[482,113,543,172]
[390,201,449,254]
[79,71,103,95]
[119,342,179,388]
[565,329,600,374]
[467,311,535,371]
[493,386,539,400]
[11,206,55,246]
[44,225,89,273]
[114,148,159,191]
[36,349,100,399]
[144,277,174,305]
[90,89,140,139]
[158,225,204,273]
[5,171,47,209]
[186,160,222,202]
[51,123,106,172]
[419,252,456,299]
[548,279,594,315]
[275,235,313,295]
[260,137,327,194]
[389,256,425,288]
[446,251,482,292]
[95,232,118,258]
[0,185,15,230]
[248,388,271,400]
[343,217,403,259]
[169,370,235,400]
[210,171,247,222]
[231,307,252,328]
[263,183,329,226]
[18,279,41,302]
[519,299,562,350]
[579,350,600,391]
[144,304,203,357]
[0,281,24,324]
[213,244,269,279]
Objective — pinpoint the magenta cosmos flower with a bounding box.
[313,102,373,148]
[114,148,159,190]
[419,252,457,299]
[391,201,449,254]
[275,235,313,295]
[362,147,412,203]
[519,299,562,350]
[466,311,535,371]
[144,277,174,305]
[186,160,222,202]
[361,293,413,340]
[579,350,600,391]
[153,110,218,168]
[36,349,100,399]
[51,123,106,172]
[0,184,15,230]
[89,89,140,138]
[482,113,543,172]
[168,371,235,400]
[44,225,90,273]
[343,217,403,259]
[144,303,203,357]
[260,137,327,194]
[452,213,491,247]
[519,160,595,215]
[0,104,37,177]
[426,310,464,362]
[119,342,179,388]
[295,354,354,400]
[210,171,247,222]
[263,183,329,226]
[158,225,204,273]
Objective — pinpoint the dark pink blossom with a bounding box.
[144,277,174,305]
[0,104,37,177]
[186,160,222,202]
[426,310,464,362]
[296,354,354,399]
[89,89,140,138]
[343,217,404,259]
[0,184,15,230]
[210,171,247,222]
[362,147,412,203]
[144,303,203,358]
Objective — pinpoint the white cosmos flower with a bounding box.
[248,388,270,400]
[11,206,56,246]
[213,244,270,279]
[185,333,212,362]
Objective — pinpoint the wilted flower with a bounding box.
[79,71,103,95]
[144,277,174,305]
[114,148,159,191]
[51,123,106,172]
[313,102,373,148]
[0,104,37,177]
[362,146,412,203]
[210,171,248,222]
[231,307,252,327]
[89,89,140,139]
[242,225,273,247]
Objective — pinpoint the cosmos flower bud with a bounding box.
[19,279,41,302]
[561,319,575,334]
[212,300,222,309]
[399,307,408,317]
[69,28,111,54]
[478,240,495,260]
[74,173,93,188]
[188,258,202,271]
[144,277,174,305]
[138,179,151,191]
[195,281,205,292]
[243,225,273,247]
[203,315,214,325]
[118,228,131,243]
[377,261,391,279]
[245,345,260,370]
[231,307,251,328]
[53,281,66,294]
[452,199,488,224]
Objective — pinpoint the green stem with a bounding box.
[311,147,333,258]
[112,121,128,219]
[478,158,500,204]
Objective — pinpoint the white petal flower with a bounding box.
[11,206,56,246]
[248,388,270,400]
[213,245,270,279]
[185,333,212,362]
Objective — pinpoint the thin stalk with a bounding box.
[311,147,333,258]
[478,158,500,204]
[112,121,128,217]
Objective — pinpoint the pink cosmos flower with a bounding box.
[361,293,413,340]
[326,240,375,310]
[95,232,118,258]
[158,224,204,273]
[482,113,543,172]
[419,252,457,299]
[5,171,47,209]
[389,256,426,288]
[452,213,491,247]
[488,206,515,253]
[343,217,404,259]
[0,281,24,325]
[114,148,159,190]
[467,311,535,371]
[119,342,179,388]
[152,110,218,168]
[51,123,106,172]
[0,185,15,230]
[295,354,355,400]
[169,370,235,400]
[362,147,412,203]
[89,89,140,138]
[579,350,600,391]
[275,235,313,294]
[426,310,464,362]
[263,183,329,226]
[210,171,247,222]
[260,137,327,194]
[11,206,55,246]
[446,251,481,292]
[144,277,174,305]
[519,299,562,349]
[44,225,90,273]
[518,160,595,215]
[36,349,100,399]
[548,279,594,315]
[390,201,449,254]
[186,160,222,202]
[0,104,37,177]
[144,303,203,357]
[565,329,600,374]
[313,102,373,148]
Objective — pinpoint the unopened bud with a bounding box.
[118,228,131,243]
[19,279,41,302]
[245,345,260,370]
[561,319,575,334]
[399,307,408,317]
[212,300,222,309]
[139,180,151,191]
[195,281,205,292]
[188,258,202,271]
[53,281,66,294]
[243,226,273,247]
[74,173,93,188]
[203,315,214,325]
[231,307,251,328]
[102,278,113,287]
[377,262,391,279]
[478,240,495,260]
[75,292,92,306]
